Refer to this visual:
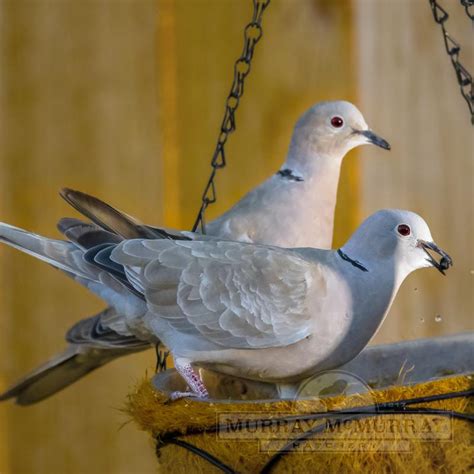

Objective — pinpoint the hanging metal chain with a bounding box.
[192,0,271,233]
[460,0,474,20]
[429,0,474,124]
[157,0,270,374]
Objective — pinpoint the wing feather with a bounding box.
[112,239,319,349]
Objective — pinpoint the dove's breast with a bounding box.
[206,175,337,249]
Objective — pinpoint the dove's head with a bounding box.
[286,101,390,173]
[341,209,452,278]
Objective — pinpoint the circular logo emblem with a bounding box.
[295,369,374,408]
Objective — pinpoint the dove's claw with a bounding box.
[167,391,203,402]
[174,359,210,399]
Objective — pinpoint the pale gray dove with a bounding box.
[0,209,451,403]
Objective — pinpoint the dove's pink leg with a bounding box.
[170,359,209,400]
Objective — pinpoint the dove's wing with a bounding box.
[112,239,323,349]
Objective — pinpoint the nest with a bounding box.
[126,374,473,473]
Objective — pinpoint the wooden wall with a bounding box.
[355,0,473,344]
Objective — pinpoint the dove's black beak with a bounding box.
[355,129,391,150]
[417,240,453,275]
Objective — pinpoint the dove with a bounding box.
[0,100,390,403]
[0,209,452,403]
[206,100,390,247]
[60,100,390,247]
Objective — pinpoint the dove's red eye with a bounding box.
[331,116,344,128]
[397,224,411,236]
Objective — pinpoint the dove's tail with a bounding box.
[0,223,154,404]
[0,346,108,405]
[0,222,95,279]
[0,308,151,405]
[0,345,141,405]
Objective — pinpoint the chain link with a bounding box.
[192,0,271,233]
[460,0,474,20]
[157,0,270,374]
[429,0,474,124]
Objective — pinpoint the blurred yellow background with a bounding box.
[0,0,472,473]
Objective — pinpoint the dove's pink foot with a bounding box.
[168,390,202,401]
[174,359,209,399]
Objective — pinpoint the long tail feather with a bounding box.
[59,188,188,241]
[0,307,151,405]
[0,222,94,279]
[0,345,139,405]
[60,188,158,239]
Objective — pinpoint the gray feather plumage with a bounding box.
[111,238,317,349]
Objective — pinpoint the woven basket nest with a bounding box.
[125,374,473,473]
